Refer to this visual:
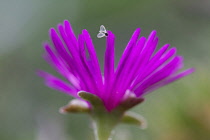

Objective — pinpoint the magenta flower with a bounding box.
[39,20,194,111]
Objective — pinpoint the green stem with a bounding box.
[92,110,124,140]
[93,122,114,140]
[77,92,126,140]
[93,116,114,140]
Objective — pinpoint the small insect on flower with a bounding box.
[97,25,108,38]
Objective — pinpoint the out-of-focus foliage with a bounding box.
[0,0,210,140]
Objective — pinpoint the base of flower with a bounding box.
[61,91,147,140]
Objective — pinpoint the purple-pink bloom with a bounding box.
[39,20,194,111]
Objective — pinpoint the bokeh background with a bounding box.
[0,0,210,140]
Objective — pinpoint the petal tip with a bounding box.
[135,28,141,34]
[49,28,57,36]
[64,20,70,25]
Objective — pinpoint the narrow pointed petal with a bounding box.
[50,28,72,63]
[78,34,99,94]
[122,37,147,89]
[82,30,103,94]
[111,31,157,109]
[147,44,170,66]
[144,68,195,94]
[132,44,170,85]
[110,37,146,109]
[43,43,81,89]
[121,35,159,93]
[57,24,79,60]
[118,37,147,92]
[64,20,78,49]
[136,31,157,70]
[44,43,70,76]
[104,31,115,100]
[134,56,183,96]
[125,31,157,85]
[131,47,177,90]
[108,28,141,109]
[38,71,77,97]
[114,28,141,82]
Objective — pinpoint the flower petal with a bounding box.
[114,28,141,83]
[131,46,177,89]
[82,29,103,95]
[134,56,183,96]
[64,20,78,49]
[38,71,77,97]
[144,68,195,94]
[78,34,99,94]
[104,31,115,100]
[109,28,141,109]
[50,28,73,65]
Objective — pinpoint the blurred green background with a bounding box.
[0,0,210,140]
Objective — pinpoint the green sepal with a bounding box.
[121,111,147,129]
[59,99,90,114]
[118,96,144,111]
[78,91,105,110]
